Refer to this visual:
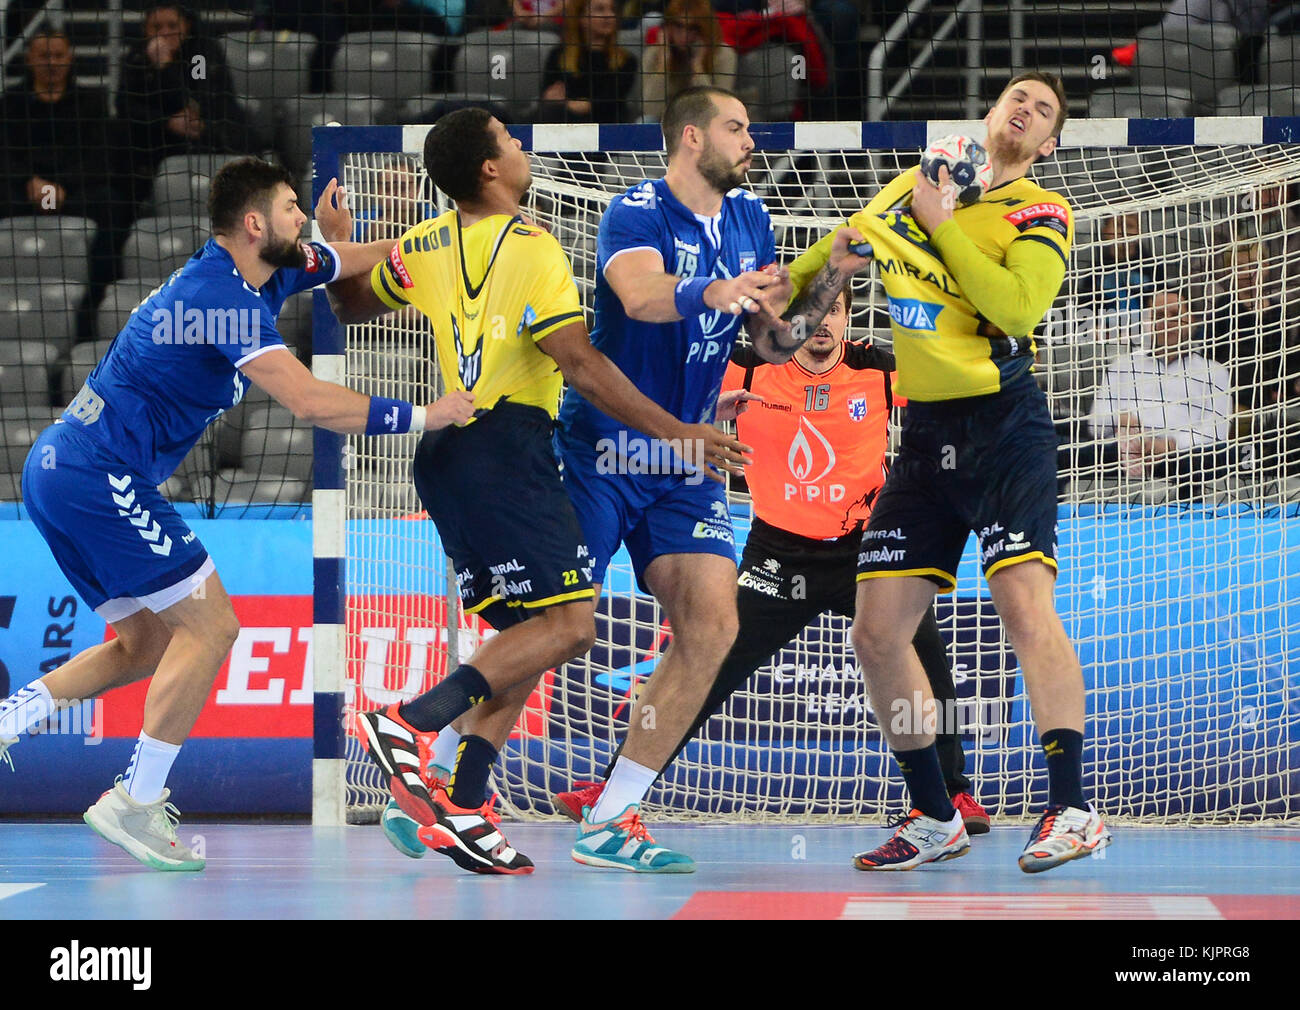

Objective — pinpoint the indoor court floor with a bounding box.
[2,821,1298,919]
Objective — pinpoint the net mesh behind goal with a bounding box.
[326,121,1300,825]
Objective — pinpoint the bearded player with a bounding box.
[755,72,1111,872]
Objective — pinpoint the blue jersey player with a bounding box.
[0,159,475,871]
[555,87,795,871]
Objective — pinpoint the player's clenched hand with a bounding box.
[828,228,874,275]
[757,263,794,315]
[677,423,753,482]
[911,163,957,234]
[714,389,764,422]
[425,390,476,429]
[704,271,781,316]
[315,178,353,243]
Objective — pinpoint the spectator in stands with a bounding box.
[503,0,564,32]
[639,0,736,121]
[0,27,136,336]
[1210,242,1287,410]
[1112,0,1281,79]
[538,0,638,123]
[705,0,829,118]
[118,4,257,206]
[1088,288,1234,492]
[1077,213,1161,314]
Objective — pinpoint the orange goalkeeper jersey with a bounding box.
[723,342,901,540]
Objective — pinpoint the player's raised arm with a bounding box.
[604,248,783,324]
[314,177,400,325]
[538,321,752,480]
[747,229,873,364]
[239,345,474,435]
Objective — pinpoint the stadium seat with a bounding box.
[59,339,114,405]
[331,31,439,104]
[0,405,59,475]
[279,94,389,175]
[216,467,309,506]
[452,29,560,121]
[221,30,317,103]
[151,154,247,219]
[1217,83,1300,115]
[1135,23,1239,112]
[1260,32,1300,87]
[737,45,803,122]
[0,216,95,284]
[121,218,202,281]
[240,404,313,484]
[96,278,160,341]
[0,337,57,406]
[395,93,511,125]
[276,292,311,352]
[0,280,83,354]
[1088,85,1195,119]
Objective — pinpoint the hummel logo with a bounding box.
[385,407,398,432]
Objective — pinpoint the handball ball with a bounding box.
[920,135,993,206]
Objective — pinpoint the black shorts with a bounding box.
[412,401,594,630]
[857,373,1059,592]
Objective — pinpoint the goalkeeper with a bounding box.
[752,72,1110,872]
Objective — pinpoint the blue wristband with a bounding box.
[366,396,414,435]
[674,276,712,319]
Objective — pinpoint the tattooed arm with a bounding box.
[748,228,874,364]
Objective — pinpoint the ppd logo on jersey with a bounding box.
[886,296,943,332]
[785,418,845,503]
[151,302,264,351]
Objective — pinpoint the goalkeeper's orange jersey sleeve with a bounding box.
[370,210,584,419]
[788,167,1072,403]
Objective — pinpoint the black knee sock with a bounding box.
[894,745,955,822]
[445,734,497,810]
[1041,728,1087,809]
[397,665,491,733]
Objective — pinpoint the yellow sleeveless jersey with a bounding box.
[370,210,585,418]
[789,167,1073,402]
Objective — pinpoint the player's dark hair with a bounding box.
[1001,71,1069,137]
[423,107,501,204]
[839,282,854,317]
[208,157,298,235]
[663,85,741,157]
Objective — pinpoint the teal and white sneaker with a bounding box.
[381,800,427,859]
[83,778,205,871]
[380,743,450,859]
[571,803,695,873]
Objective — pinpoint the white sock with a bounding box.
[589,756,658,822]
[124,731,181,804]
[0,680,53,738]
[430,725,461,775]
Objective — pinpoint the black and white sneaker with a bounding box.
[417,790,535,875]
[358,703,438,825]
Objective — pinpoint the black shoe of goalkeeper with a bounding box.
[417,789,534,875]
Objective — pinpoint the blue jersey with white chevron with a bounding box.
[556,178,776,445]
[60,238,340,486]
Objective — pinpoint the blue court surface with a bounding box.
[2,821,1298,919]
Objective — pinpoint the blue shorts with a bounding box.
[857,373,1059,592]
[22,424,212,621]
[555,432,736,593]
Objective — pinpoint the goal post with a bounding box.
[313,118,1300,827]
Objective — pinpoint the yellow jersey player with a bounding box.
[322,108,749,874]
[758,72,1110,872]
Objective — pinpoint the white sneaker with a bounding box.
[83,778,205,872]
[1018,803,1112,873]
[0,735,15,772]
[853,808,970,870]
